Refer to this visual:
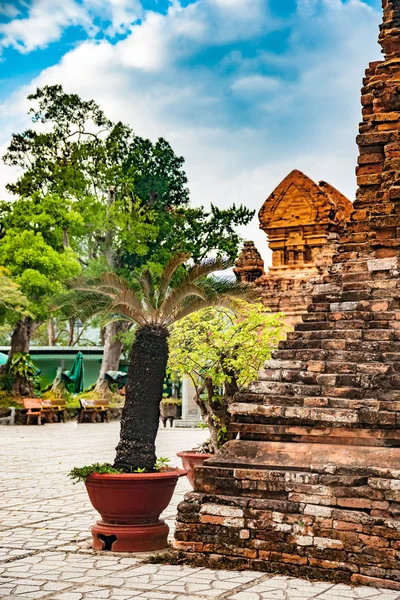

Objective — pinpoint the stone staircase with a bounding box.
[174,0,400,589]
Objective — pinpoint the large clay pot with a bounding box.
[85,469,186,552]
[177,451,212,488]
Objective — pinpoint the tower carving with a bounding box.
[235,170,352,324]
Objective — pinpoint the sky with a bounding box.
[0,0,384,265]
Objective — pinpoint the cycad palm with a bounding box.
[68,253,257,471]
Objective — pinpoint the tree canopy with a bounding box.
[2,84,254,277]
[0,230,80,323]
[0,267,31,324]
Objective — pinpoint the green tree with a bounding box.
[3,84,254,269]
[60,253,256,471]
[2,85,254,393]
[0,230,80,393]
[168,302,286,452]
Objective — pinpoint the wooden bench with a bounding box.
[23,398,43,425]
[41,399,67,423]
[79,399,110,423]
[40,399,54,423]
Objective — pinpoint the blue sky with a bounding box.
[0,0,383,263]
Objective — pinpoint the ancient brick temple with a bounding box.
[234,170,352,324]
[175,0,400,588]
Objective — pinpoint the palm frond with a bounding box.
[158,258,232,323]
[160,285,207,325]
[182,257,233,286]
[140,269,157,318]
[99,273,143,308]
[108,303,147,325]
[75,273,145,318]
[108,294,147,325]
[165,296,220,325]
[198,276,260,302]
[52,289,113,323]
[165,277,260,325]
[57,273,148,327]
[157,252,191,305]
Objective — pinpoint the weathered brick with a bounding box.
[175,7,400,588]
[200,504,243,518]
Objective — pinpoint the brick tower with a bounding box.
[234,171,352,325]
[175,0,400,588]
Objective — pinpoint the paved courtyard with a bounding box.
[1,422,400,600]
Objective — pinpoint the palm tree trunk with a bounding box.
[114,325,169,472]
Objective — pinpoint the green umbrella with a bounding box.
[62,351,84,394]
[0,352,8,366]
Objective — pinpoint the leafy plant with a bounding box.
[68,463,123,483]
[155,457,171,471]
[69,457,172,482]
[7,353,39,382]
[168,300,287,452]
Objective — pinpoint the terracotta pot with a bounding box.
[85,468,186,552]
[177,451,212,488]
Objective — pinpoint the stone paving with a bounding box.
[1,422,400,599]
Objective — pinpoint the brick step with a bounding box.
[247,380,321,397]
[273,349,327,361]
[274,347,400,362]
[236,392,382,409]
[302,311,399,324]
[258,367,395,385]
[286,331,368,343]
[204,440,400,478]
[230,402,400,427]
[190,465,400,506]
[286,335,400,351]
[235,392,400,410]
[300,311,400,325]
[231,423,400,447]
[258,368,317,385]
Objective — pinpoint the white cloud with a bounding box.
[116,11,173,71]
[0,0,96,53]
[0,3,21,19]
[0,0,383,266]
[231,75,281,95]
[98,0,142,35]
[0,0,143,54]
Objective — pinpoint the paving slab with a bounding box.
[1,422,399,599]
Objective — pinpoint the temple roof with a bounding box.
[258,169,352,232]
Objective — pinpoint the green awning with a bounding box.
[0,352,8,365]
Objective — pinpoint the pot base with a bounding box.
[91,519,169,552]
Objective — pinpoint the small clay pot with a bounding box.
[177,451,212,488]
